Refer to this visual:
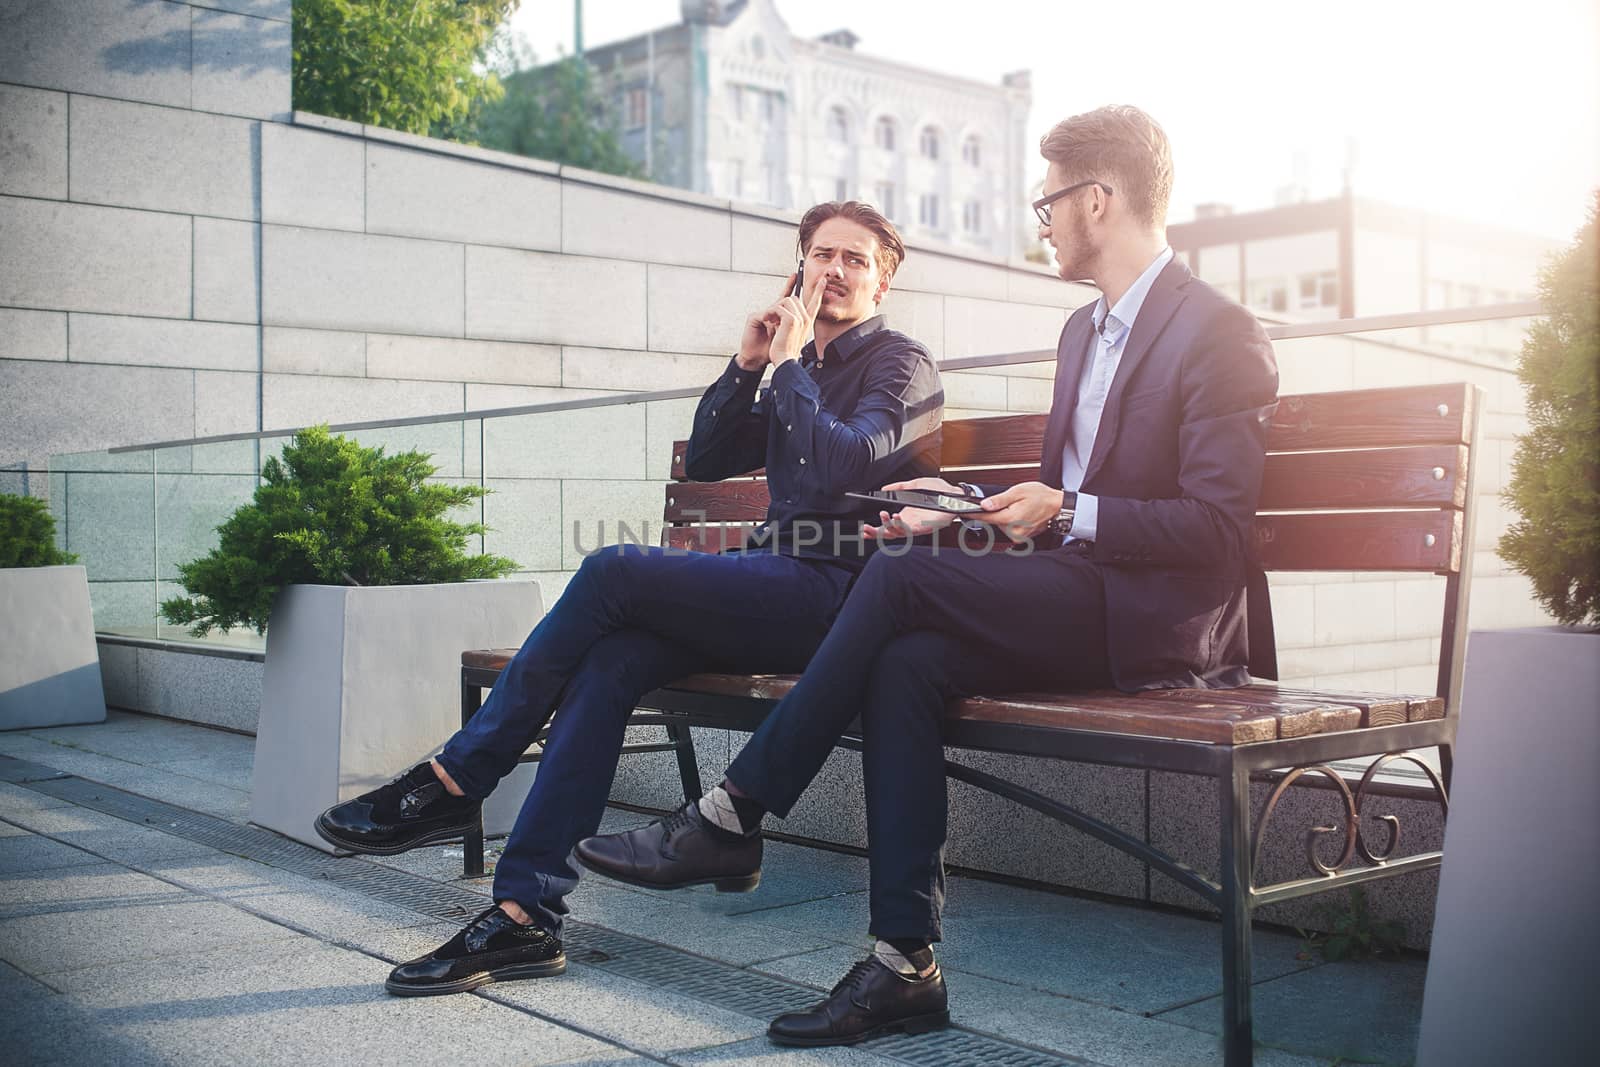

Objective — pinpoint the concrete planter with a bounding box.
[1417,626,1599,1065]
[0,565,107,730]
[250,580,544,850]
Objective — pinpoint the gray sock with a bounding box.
[697,785,744,835]
[874,939,936,977]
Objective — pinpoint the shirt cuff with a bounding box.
[1068,492,1099,541]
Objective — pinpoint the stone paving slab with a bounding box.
[1,895,302,977]
[672,1034,912,1066]
[0,958,57,1001]
[0,779,76,813]
[0,831,113,875]
[0,862,192,918]
[1161,957,1426,1066]
[142,853,449,942]
[23,939,622,1067]
[2,804,221,866]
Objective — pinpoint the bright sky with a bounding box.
[505,0,1599,242]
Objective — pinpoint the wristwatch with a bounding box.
[1047,491,1079,537]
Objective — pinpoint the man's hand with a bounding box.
[972,481,1064,541]
[862,476,963,540]
[769,268,826,366]
[735,274,798,371]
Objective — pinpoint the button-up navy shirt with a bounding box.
[685,314,943,568]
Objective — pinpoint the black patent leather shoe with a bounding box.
[574,801,762,892]
[768,957,949,1046]
[386,905,565,996]
[315,761,480,855]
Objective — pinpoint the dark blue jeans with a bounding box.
[725,544,1113,941]
[435,544,853,932]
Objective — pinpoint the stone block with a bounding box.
[0,196,191,318]
[262,225,464,337]
[96,639,139,709]
[645,397,701,480]
[481,401,647,480]
[62,470,156,581]
[0,85,67,198]
[155,469,256,579]
[192,369,259,438]
[1314,579,1396,646]
[69,96,257,220]
[1006,375,1055,412]
[943,294,1063,361]
[0,566,106,730]
[261,326,364,377]
[261,124,364,231]
[365,143,560,250]
[730,213,796,274]
[876,289,945,357]
[466,246,646,348]
[366,333,561,386]
[561,346,728,392]
[67,314,257,372]
[893,246,1010,299]
[0,0,192,107]
[193,217,260,324]
[463,384,610,414]
[562,182,730,268]
[0,361,193,465]
[561,480,664,569]
[941,369,1008,410]
[1395,575,1447,639]
[1005,263,1075,307]
[1267,580,1315,648]
[191,8,292,121]
[645,265,775,355]
[261,372,461,432]
[0,308,66,361]
[481,478,563,573]
[135,646,262,733]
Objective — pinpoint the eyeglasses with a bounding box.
[1032,180,1114,226]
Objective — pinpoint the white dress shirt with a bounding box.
[1060,246,1174,540]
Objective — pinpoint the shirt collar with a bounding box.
[1091,247,1174,341]
[802,314,887,364]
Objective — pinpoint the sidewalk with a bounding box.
[0,712,1426,1066]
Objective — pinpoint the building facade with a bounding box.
[1168,194,1555,364]
[576,0,1033,259]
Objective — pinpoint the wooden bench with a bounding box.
[460,381,1478,1066]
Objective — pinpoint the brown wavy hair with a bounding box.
[796,201,906,278]
[1039,106,1174,227]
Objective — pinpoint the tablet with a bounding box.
[845,488,988,515]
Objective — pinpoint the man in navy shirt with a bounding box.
[314,201,943,997]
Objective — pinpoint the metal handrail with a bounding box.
[104,301,1542,454]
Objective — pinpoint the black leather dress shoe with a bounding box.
[386,905,565,996]
[574,801,761,892]
[768,957,949,1046]
[315,762,480,855]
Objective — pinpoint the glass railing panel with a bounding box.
[48,448,157,632]
[150,439,265,643]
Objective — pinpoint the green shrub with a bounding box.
[1498,193,1600,628]
[161,427,518,635]
[0,493,78,568]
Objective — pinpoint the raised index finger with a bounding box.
[803,269,826,318]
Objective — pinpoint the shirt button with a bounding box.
[787,424,793,431]
[711,409,718,416]
[799,457,806,465]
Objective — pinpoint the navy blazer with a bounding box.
[988,259,1279,690]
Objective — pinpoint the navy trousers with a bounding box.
[435,544,854,932]
[726,543,1114,941]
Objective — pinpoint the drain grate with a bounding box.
[5,757,1089,1067]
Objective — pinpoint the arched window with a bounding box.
[874,116,896,151]
[961,135,981,167]
[919,126,940,160]
[827,106,849,144]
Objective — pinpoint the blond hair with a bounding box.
[1039,106,1173,227]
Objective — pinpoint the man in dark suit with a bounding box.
[576,106,1280,1047]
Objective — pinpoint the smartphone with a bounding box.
[845,488,987,515]
[792,261,804,297]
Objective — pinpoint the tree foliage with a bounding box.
[465,53,644,178]
[292,0,517,135]
[1498,192,1600,628]
[161,427,518,636]
[0,493,77,568]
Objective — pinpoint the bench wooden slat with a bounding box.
[1253,510,1460,572]
[663,524,758,554]
[663,443,1468,523]
[1268,382,1471,451]
[1260,445,1467,510]
[1141,683,1408,728]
